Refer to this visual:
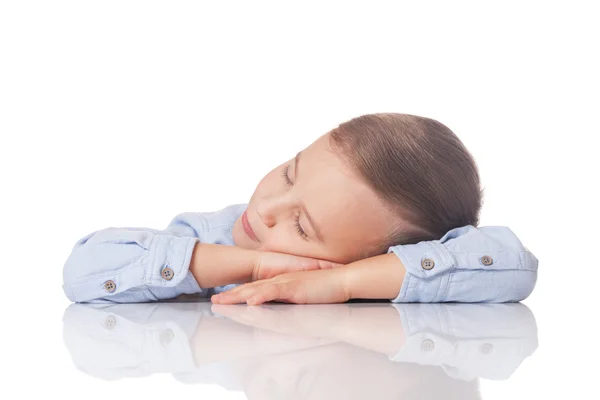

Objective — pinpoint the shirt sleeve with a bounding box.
[62,212,215,303]
[387,303,538,380]
[387,225,538,303]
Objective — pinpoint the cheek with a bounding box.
[256,235,292,253]
[322,237,373,264]
[258,233,315,258]
[252,169,282,198]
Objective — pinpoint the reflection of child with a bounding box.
[62,113,538,304]
[62,302,538,400]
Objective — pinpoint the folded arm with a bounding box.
[62,213,215,303]
[62,212,341,303]
[212,224,539,304]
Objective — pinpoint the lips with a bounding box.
[242,211,259,242]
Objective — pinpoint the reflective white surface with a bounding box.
[3,297,598,400]
[63,302,537,397]
[60,301,537,399]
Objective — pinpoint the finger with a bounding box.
[245,283,284,306]
[317,260,345,270]
[295,263,323,275]
[212,285,262,304]
[210,304,241,314]
[225,280,264,294]
[212,280,266,302]
[211,304,250,319]
[212,290,252,304]
[212,304,269,325]
[217,282,283,306]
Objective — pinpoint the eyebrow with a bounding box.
[295,151,325,243]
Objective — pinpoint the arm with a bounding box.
[385,225,539,302]
[212,224,539,305]
[189,242,344,289]
[344,253,405,300]
[212,302,538,380]
[63,209,342,303]
[62,212,209,303]
[211,253,405,305]
[348,225,538,302]
[188,242,257,288]
[213,303,406,356]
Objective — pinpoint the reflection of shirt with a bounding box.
[62,303,538,384]
[62,302,334,389]
[62,203,538,303]
[389,303,538,380]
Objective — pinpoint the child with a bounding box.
[62,113,538,304]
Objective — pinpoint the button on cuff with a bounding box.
[147,235,198,287]
[161,267,175,281]
[387,241,453,302]
[387,241,455,279]
[480,255,494,266]
[103,280,117,293]
[421,258,435,270]
[64,263,146,303]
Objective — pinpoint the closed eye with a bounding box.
[282,165,308,240]
[282,165,293,186]
[294,213,308,239]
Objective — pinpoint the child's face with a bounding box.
[232,132,402,264]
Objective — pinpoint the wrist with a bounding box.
[340,265,355,301]
[341,253,405,300]
[190,242,260,288]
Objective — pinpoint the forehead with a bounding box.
[299,135,392,246]
[301,133,355,179]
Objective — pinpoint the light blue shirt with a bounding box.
[62,203,538,303]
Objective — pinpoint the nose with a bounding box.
[256,194,294,228]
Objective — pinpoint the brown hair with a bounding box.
[329,113,483,257]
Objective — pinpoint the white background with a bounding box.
[1,1,598,399]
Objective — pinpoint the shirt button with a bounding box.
[161,267,175,281]
[421,258,435,270]
[480,255,494,266]
[161,329,175,346]
[480,343,494,354]
[103,315,117,330]
[421,339,435,352]
[103,280,116,293]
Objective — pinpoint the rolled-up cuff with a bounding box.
[387,242,453,302]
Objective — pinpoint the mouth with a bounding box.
[242,210,259,242]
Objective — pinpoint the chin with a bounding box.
[232,219,243,247]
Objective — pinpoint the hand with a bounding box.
[211,303,406,354]
[191,311,332,364]
[252,251,345,281]
[188,242,344,289]
[212,303,354,339]
[212,268,351,305]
